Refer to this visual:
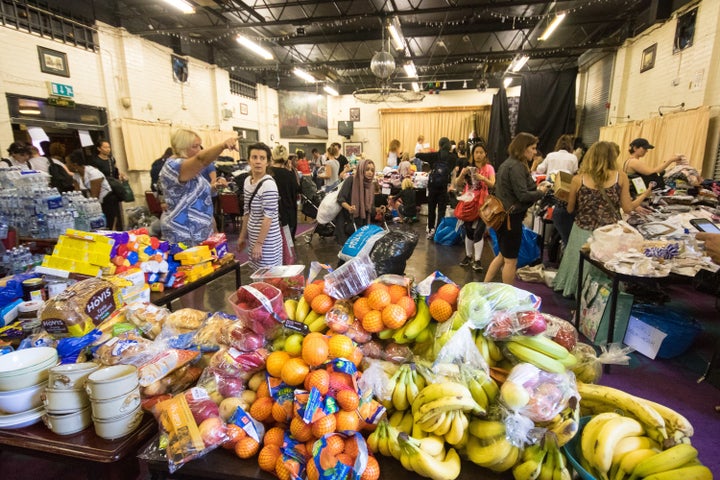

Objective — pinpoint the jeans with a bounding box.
[552,204,575,246]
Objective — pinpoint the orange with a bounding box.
[336,389,360,412]
[271,401,293,424]
[249,397,274,422]
[367,289,391,311]
[335,410,360,431]
[281,357,310,386]
[363,282,389,297]
[436,283,460,305]
[267,351,291,377]
[328,371,354,394]
[258,444,281,472]
[361,310,383,333]
[388,284,408,303]
[276,455,292,480]
[304,368,330,395]
[290,416,314,442]
[429,298,453,322]
[361,455,380,480]
[311,414,337,438]
[396,296,416,318]
[325,434,346,456]
[263,426,285,447]
[349,347,363,367]
[328,334,354,360]
[222,423,246,450]
[381,304,407,329]
[311,294,334,314]
[303,282,324,303]
[256,380,270,398]
[234,435,260,459]
[352,297,371,321]
[337,452,354,467]
[306,456,320,480]
[344,436,360,458]
[302,335,329,367]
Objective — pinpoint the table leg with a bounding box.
[574,254,585,328]
[604,276,621,374]
[235,262,242,289]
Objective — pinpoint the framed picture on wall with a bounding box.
[240,103,248,115]
[37,46,69,77]
[349,107,360,122]
[344,142,362,158]
[640,43,656,73]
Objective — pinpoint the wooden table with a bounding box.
[0,414,156,479]
[150,260,242,311]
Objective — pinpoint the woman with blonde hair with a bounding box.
[387,139,401,168]
[552,141,653,297]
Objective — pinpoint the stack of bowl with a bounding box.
[86,364,143,440]
[41,362,98,435]
[0,347,58,429]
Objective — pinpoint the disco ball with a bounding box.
[370,51,395,79]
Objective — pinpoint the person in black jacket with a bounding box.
[416,137,456,239]
[484,132,549,285]
[271,144,300,238]
[150,147,173,193]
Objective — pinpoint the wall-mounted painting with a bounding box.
[38,46,69,77]
[279,91,328,139]
[641,43,656,73]
[344,142,362,158]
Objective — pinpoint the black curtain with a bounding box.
[516,68,577,156]
[487,86,511,169]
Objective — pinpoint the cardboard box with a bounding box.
[553,171,574,201]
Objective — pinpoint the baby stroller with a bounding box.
[299,175,335,243]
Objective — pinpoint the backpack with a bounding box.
[428,161,450,189]
[47,158,76,193]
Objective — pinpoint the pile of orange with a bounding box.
[304,280,336,315]
[355,282,416,333]
[428,283,460,322]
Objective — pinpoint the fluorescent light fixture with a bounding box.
[442,81,447,90]
[293,67,316,83]
[462,80,467,89]
[403,62,417,77]
[236,35,273,60]
[19,108,41,115]
[503,77,513,88]
[510,55,530,72]
[323,85,339,96]
[411,82,420,92]
[162,0,195,14]
[538,13,566,41]
[388,18,404,50]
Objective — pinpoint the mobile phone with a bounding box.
[690,218,720,233]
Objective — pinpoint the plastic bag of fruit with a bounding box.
[434,322,489,373]
[484,309,549,341]
[323,254,377,300]
[310,431,370,480]
[228,282,287,338]
[456,282,542,330]
[571,342,633,384]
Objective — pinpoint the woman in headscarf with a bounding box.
[334,159,376,245]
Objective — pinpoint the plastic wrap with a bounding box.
[485,310,548,341]
[434,323,489,373]
[456,282,542,330]
[541,314,578,352]
[56,329,102,364]
[369,230,419,275]
[194,312,238,351]
[124,302,171,339]
[323,254,377,300]
[339,224,386,262]
[571,342,633,384]
[92,331,157,366]
[311,431,370,480]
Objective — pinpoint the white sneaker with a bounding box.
[426,228,435,239]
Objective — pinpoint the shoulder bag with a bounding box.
[454,184,482,222]
[479,194,511,231]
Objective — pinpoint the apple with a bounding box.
[500,380,530,411]
[272,336,286,351]
[240,389,256,404]
[518,311,547,336]
[284,333,304,356]
[198,417,228,447]
[248,371,265,392]
[219,397,245,421]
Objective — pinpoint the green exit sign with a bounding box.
[49,82,74,98]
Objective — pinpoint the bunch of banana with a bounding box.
[543,395,581,447]
[397,432,462,480]
[580,412,649,478]
[386,363,426,411]
[411,382,484,441]
[388,409,415,434]
[466,369,500,411]
[622,444,711,480]
[577,382,673,443]
[366,420,401,460]
[512,441,547,480]
[388,296,432,344]
[526,432,572,480]
[465,419,520,472]
[283,298,328,332]
[473,330,504,368]
[504,335,578,374]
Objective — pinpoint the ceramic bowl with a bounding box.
[42,387,90,414]
[0,348,58,391]
[90,386,140,420]
[92,404,143,440]
[85,365,138,400]
[0,405,45,429]
[0,381,46,414]
[48,362,99,390]
[43,406,92,436]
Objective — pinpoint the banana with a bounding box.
[403,296,431,339]
[487,336,505,362]
[418,434,445,457]
[304,307,320,326]
[385,423,403,459]
[577,382,667,440]
[611,435,659,467]
[475,332,492,366]
[284,299,298,321]
[538,441,555,480]
[411,382,475,414]
[406,367,421,406]
[480,375,500,404]
[467,377,490,410]
[398,432,462,480]
[614,448,658,480]
[643,465,712,480]
[367,428,380,453]
[389,410,404,428]
[433,410,455,436]
[552,441,572,480]
[506,342,566,373]
[392,322,412,344]
[580,412,621,467]
[513,443,547,480]
[466,434,514,467]
[414,326,432,344]
[487,444,520,473]
[392,367,410,411]
[295,296,310,323]
[592,416,645,475]
[307,314,327,332]
[628,444,698,480]
[414,395,484,421]
[641,397,694,440]
[509,334,571,360]
[399,410,415,434]
[377,328,395,340]
[549,396,581,447]
[468,419,506,443]
[419,411,447,433]
[445,412,466,445]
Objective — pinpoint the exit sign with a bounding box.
[49,82,74,98]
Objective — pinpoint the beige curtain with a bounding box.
[379,106,490,167]
[120,119,173,171]
[198,129,241,161]
[599,107,709,172]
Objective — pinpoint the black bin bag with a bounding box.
[369,229,419,275]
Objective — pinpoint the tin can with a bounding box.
[22,278,46,302]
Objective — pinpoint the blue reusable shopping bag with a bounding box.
[488,225,541,267]
[433,217,464,246]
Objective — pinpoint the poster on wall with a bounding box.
[278,91,328,139]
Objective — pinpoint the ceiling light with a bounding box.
[403,62,417,78]
[388,18,404,50]
[162,0,195,14]
[411,82,420,92]
[293,67,316,83]
[236,35,273,60]
[538,13,567,41]
[503,77,513,88]
[323,85,339,96]
[19,108,41,115]
[510,55,530,72]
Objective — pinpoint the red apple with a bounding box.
[518,311,547,336]
[198,417,228,447]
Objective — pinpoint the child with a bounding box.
[397,177,418,223]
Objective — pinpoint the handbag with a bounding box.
[454,185,483,222]
[108,177,135,202]
[480,194,511,231]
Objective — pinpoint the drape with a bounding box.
[487,87,511,169]
[379,106,490,168]
[599,107,709,173]
[517,69,578,157]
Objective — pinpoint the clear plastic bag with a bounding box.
[323,254,377,300]
[571,342,633,384]
[456,282,542,330]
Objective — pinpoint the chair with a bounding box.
[219,193,242,232]
[145,191,163,217]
